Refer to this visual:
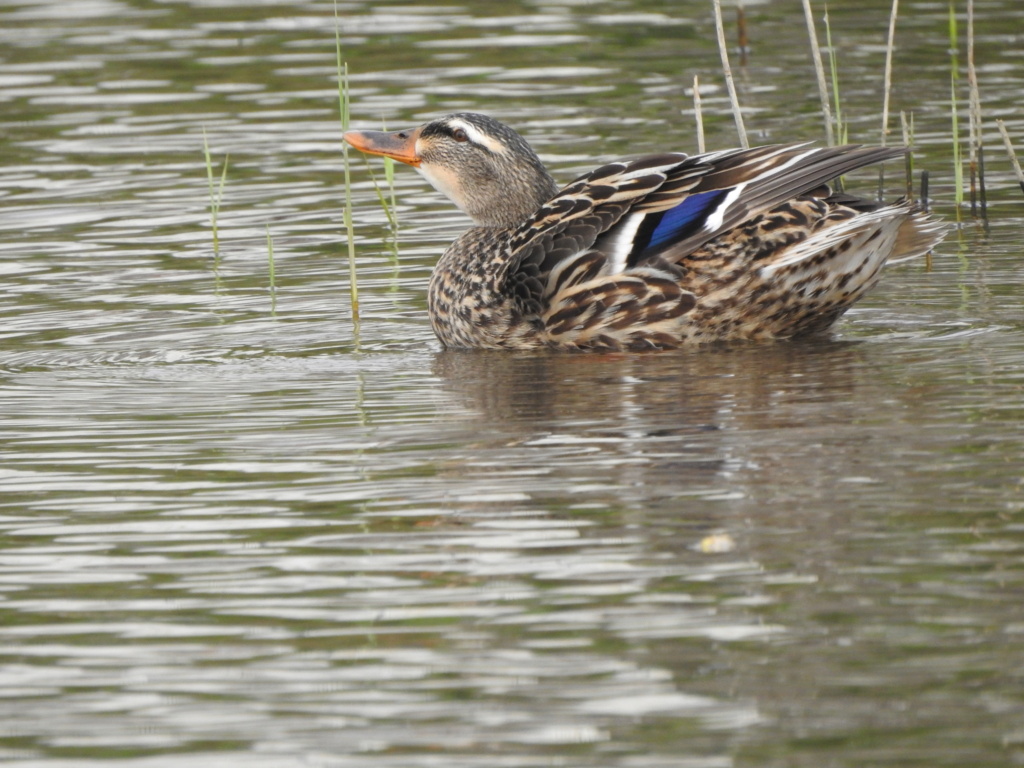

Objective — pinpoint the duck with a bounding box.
[343,112,945,351]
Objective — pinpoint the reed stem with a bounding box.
[383,127,398,233]
[335,2,360,328]
[266,224,276,315]
[966,0,985,218]
[996,119,1024,195]
[375,119,399,233]
[978,142,988,215]
[823,7,846,191]
[951,74,963,222]
[880,0,899,147]
[877,0,899,197]
[736,3,749,67]
[824,7,845,145]
[360,156,398,232]
[801,0,835,146]
[900,110,914,200]
[202,127,228,257]
[949,3,963,221]
[693,74,706,154]
[713,0,748,149]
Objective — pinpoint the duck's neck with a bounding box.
[468,167,560,229]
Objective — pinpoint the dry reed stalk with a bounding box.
[801,0,835,146]
[880,0,899,146]
[878,0,899,198]
[713,0,748,148]
[948,3,963,221]
[996,120,1024,195]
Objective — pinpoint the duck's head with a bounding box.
[344,112,559,229]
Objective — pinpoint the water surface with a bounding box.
[1,0,1023,766]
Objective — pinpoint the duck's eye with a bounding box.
[452,128,468,143]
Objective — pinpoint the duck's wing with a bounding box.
[503,143,907,302]
[498,153,698,349]
[500,143,908,349]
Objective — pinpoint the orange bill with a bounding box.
[343,126,422,166]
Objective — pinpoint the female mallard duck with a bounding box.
[344,113,944,351]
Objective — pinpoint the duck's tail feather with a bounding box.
[888,207,949,265]
[760,203,942,279]
[737,203,945,339]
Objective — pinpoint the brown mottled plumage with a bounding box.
[344,113,945,351]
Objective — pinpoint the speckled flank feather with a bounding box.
[677,201,941,342]
[344,113,946,351]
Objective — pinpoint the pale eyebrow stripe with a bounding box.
[446,119,507,156]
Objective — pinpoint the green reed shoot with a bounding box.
[202,127,228,256]
[266,224,277,315]
[335,1,359,328]
[384,160,397,232]
[382,120,398,231]
[965,0,985,218]
[823,7,846,192]
[357,119,399,233]
[824,8,846,147]
[360,159,399,232]
[950,75,963,221]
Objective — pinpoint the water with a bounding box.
[1,0,1023,765]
